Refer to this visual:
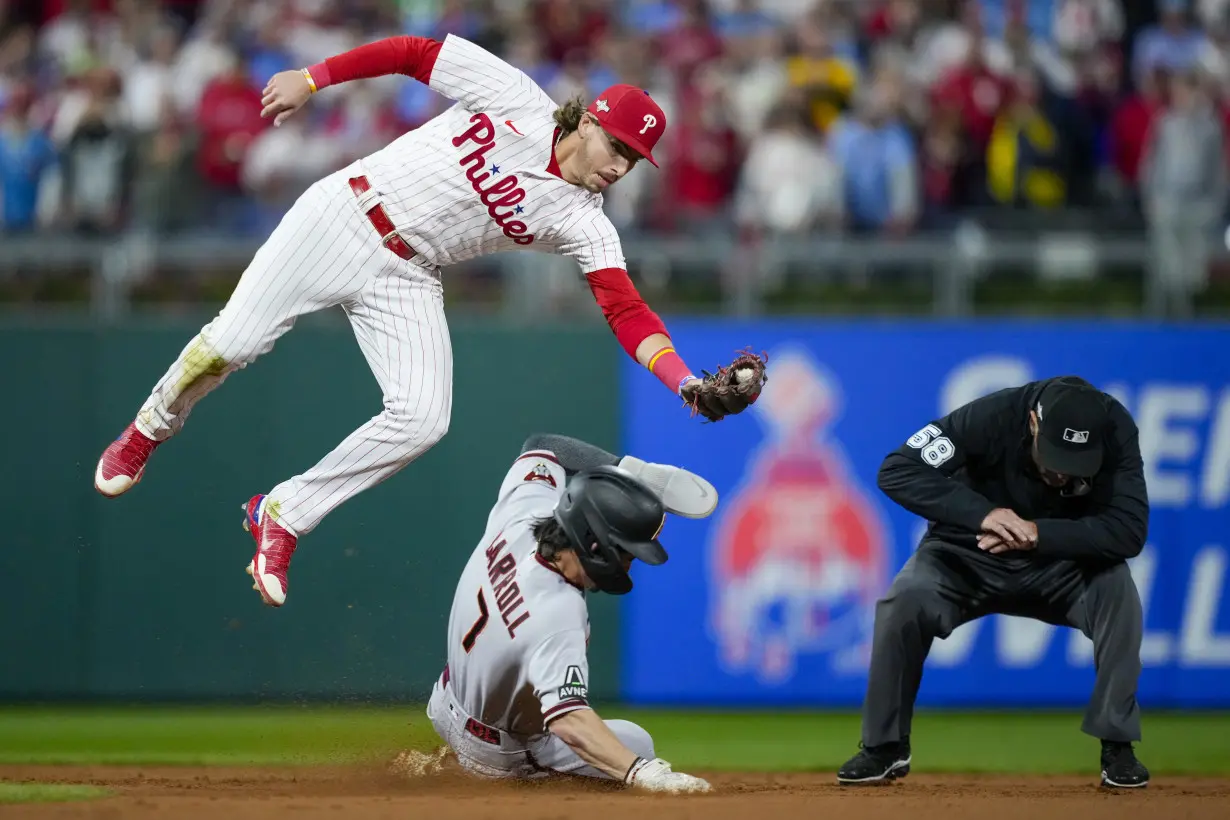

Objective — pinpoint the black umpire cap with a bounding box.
[1034,379,1110,478]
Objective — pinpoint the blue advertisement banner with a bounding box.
[621,321,1230,707]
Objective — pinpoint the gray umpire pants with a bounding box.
[861,539,1143,747]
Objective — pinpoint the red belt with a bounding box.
[441,664,501,746]
[349,175,416,261]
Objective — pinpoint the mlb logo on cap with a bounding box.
[1035,379,1109,478]
[587,84,666,167]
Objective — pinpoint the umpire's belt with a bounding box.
[348,175,417,262]
[441,664,502,746]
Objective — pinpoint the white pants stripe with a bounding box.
[134,163,453,536]
[426,681,655,781]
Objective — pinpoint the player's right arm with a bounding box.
[556,215,702,402]
[548,707,709,792]
[260,34,543,126]
[546,707,637,778]
[876,389,1012,535]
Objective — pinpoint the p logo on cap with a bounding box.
[587,84,666,167]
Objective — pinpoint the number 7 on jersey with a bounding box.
[462,589,489,652]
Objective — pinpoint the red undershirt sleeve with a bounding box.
[307,36,442,89]
[585,268,667,358]
[586,268,696,395]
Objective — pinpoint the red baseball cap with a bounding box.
[587,84,666,167]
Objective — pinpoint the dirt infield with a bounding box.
[2,763,1228,819]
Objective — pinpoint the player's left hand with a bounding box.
[261,70,314,127]
[680,348,768,423]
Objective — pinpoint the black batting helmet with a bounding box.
[553,465,668,595]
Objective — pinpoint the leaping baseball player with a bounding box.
[92,33,767,607]
[426,432,714,792]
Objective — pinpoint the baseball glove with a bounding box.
[681,348,768,422]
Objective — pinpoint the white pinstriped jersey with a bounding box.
[358,35,625,274]
[442,449,592,738]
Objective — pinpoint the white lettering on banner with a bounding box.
[997,618,1056,667]
[931,546,1228,669]
[1135,385,1209,506]
[1101,381,1131,408]
[939,356,1034,414]
[928,616,977,665]
[1202,390,1230,508]
[1180,547,1230,666]
[1067,624,1093,666]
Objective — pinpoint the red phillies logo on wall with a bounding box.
[452,113,535,246]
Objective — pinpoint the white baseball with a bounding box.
[735,368,754,385]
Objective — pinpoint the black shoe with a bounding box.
[837,737,911,785]
[1100,740,1149,789]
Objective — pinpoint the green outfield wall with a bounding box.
[0,314,622,702]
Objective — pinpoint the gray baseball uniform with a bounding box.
[426,442,653,779]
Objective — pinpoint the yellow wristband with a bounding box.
[646,347,674,373]
[301,68,318,94]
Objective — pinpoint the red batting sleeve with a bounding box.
[586,268,697,395]
[585,268,668,359]
[308,36,442,90]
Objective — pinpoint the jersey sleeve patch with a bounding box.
[519,451,560,488]
[542,665,589,723]
[497,451,566,502]
[558,665,588,701]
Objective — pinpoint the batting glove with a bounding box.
[624,757,712,794]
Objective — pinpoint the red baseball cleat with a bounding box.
[243,495,298,607]
[95,422,160,497]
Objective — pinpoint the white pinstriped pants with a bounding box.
[134,163,453,535]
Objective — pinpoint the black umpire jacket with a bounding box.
[877,376,1149,563]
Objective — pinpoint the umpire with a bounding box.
[838,375,1150,789]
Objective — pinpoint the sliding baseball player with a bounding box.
[427,433,716,792]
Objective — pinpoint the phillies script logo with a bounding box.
[452,113,534,245]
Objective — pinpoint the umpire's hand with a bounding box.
[978,508,1038,554]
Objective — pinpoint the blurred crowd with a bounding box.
[1,0,1229,247]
